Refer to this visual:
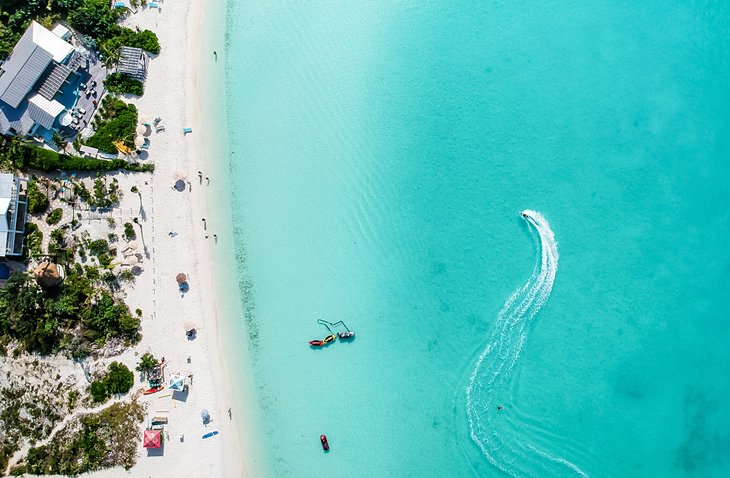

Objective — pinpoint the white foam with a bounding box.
[465,211,587,477]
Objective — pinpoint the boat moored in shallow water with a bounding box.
[309,339,324,347]
[320,434,329,451]
[322,334,336,344]
[338,331,355,339]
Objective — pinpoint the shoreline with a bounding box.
[78,0,246,476]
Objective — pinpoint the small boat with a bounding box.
[143,386,165,395]
[202,431,219,439]
[338,331,355,339]
[323,334,336,344]
[320,434,329,451]
[309,339,324,347]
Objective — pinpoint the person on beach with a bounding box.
[206,177,210,185]
[202,218,207,229]
[213,234,217,243]
[214,51,217,61]
[198,171,203,183]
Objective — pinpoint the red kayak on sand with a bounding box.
[143,386,165,395]
[309,340,324,347]
[320,434,329,451]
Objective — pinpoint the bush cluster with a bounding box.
[0,138,154,172]
[0,271,141,356]
[46,208,63,225]
[85,96,138,154]
[104,72,144,96]
[27,180,49,214]
[89,361,134,403]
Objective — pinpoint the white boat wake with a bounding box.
[465,210,587,477]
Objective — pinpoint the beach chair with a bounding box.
[182,127,193,134]
[155,125,165,133]
[149,1,159,7]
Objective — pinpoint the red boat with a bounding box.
[143,386,165,395]
[320,434,329,451]
[309,340,324,347]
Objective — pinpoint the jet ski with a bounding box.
[309,339,324,347]
[320,434,329,451]
[338,331,355,339]
[323,334,336,344]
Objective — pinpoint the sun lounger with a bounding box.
[155,125,165,133]
[149,1,159,7]
[182,127,192,134]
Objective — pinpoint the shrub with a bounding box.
[104,73,144,96]
[105,362,134,395]
[89,380,108,403]
[27,180,49,214]
[87,239,109,257]
[46,208,63,225]
[123,222,136,241]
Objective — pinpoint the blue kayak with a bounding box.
[202,431,219,439]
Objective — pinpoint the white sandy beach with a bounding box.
[84,1,242,476]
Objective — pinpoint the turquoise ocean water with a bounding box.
[214,1,730,476]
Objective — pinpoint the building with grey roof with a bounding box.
[0,173,28,258]
[0,21,78,137]
[117,46,147,82]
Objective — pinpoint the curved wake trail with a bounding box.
[465,210,587,477]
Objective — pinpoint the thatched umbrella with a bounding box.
[34,262,63,288]
[134,136,145,149]
[136,124,147,136]
[125,255,140,266]
[173,172,186,181]
[176,273,187,284]
[184,321,196,333]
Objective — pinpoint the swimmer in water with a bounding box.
[521,212,528,218]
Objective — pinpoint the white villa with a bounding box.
[0,21,84,137]
[0,173,28,258]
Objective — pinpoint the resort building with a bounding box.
[117,46,148,82]
[0,21,86,137]
[0,173,28,258]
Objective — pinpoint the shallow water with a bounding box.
[219,1,730,476]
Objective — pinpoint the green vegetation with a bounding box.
[0,138,154,172]
[89,176,121,208]
[85,96,138,154]
[103,26,160,55]
[123,222,136,241]
[11,401,145,475]
[23,222,43,259]
[0,271,141,356]
[27,180,49,214]
[89,361,134,403]
[46,208,63,225]
[104,72,144,96]
[0,376,69,473]
[135,352,158,378]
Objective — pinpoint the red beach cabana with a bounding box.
[143,429,161,448]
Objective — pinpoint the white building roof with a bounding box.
[27,93,65,129]
[0,21,73,108]
[52,24,71,40]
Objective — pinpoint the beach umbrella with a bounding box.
[125,255,140,266]
[174,179,186,191]
[126,240,139,250]
[173,172,186,181]
[60,112,73,126]
[201,409,210,423]
[143,429,161,448]
[34,262,63,288]
[136,124,147,136]
[176,273,187,284]
[184,321,196,333]
[139,115,151,126]
[134,136,145,149]
[169,374,185,391]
